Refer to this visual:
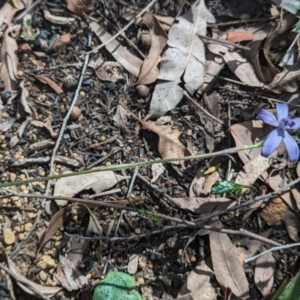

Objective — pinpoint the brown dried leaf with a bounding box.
[284,211,300,242]
[89,21,142,77]
[37,202,102,254]
[234,229,272,265]
[0,24,21,93]
[95,61,123,82]
[235,155,270,192]
[189,167,205,197]
[177,259,217,300]
[135,13,167,85]
[66,0,93,15]
[227,31,253,43]
[172,196,232,213]
[141,120,191,164]
[113,104,139,139]
[210,230,249,299]
[208,43,264,88]
[35,75,63,94]
[0,0,28,35]
[202,171,219,195]
[254,247,275,296]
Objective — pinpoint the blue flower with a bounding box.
[257,103,300,162]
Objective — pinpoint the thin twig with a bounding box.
[184,91,224,125]
[84,0,157,55]
[0,141,264,189]
[244,242,300,263]
[198,34,251,51]
[44,32,92,200]
[207,17,278,27]
[0,263,50,300]
[10,210,41,259]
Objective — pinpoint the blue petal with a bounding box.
[283,131,299,162]
[290,117,300,130]
[257,109,278,127]
[276,103,289,121]
[261,129,283,157]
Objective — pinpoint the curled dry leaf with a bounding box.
[37,202,103,254]
[141,120,191,164]
[146,0,215,119]
[5,256,61,298]
[172,196,232,214]
[208,42,264,88]
[55,255,88,291]
[209,230,249,299]
[0,24,21,93]
[177,259,217,300]
[35,75,63,94]
[53,170,127,206]
[135,13,168,85]
[113,104,139,139]
[202,171,219,195]
[254,246,275,296]
[95,61,123,82]
[66,0,94,15]
[283,211,300,242]
[189,167,205,197]
[89,21,142,77]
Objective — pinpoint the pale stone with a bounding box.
[3,228,15,245]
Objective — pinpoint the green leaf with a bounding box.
[211,181,255,196]
[93,271,143,300]
[274,271,300,300]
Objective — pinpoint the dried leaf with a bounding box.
[254,247,275,296]
[89,21,142,77]
[35,75,63,94]
[146,0,215,119]
[189,167,205,197]
[55,256,88,291]
[0,24,21,92]
[53,170,126,206]
[141,120,191,164]
[202,171,219,195]
[95,61,123,82]
[151,162,166,183]
[284,211,300,242]
[210,230,249,299]
[208,43,264,88]
[235,155,271,193]
[113,104,139,139]
[6,256,61,297]
[66,0,93,15]
[177,259,217,300]
[227,31,253,43]
[172,196,232,213]
[135,13,167,85]
[37,202,102,254]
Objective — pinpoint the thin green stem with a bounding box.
[0,141,264,189]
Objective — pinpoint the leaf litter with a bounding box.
[1,0,300,299]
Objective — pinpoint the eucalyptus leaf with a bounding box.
[275,271,300,300]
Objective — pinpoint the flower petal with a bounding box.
[283,131,299,162]
[276,103,289,121]
[261,129,283,158]
[257,109,278,127]
[290,117,300,130]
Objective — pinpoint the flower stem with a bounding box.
[0,140,264,189]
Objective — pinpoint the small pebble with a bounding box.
[39,270,48,281]
[4,228,15,245]
[136,85,150,97]
[24,222,33,232]
[70,106,82,120]
[135,228,141,234]
[28,212,37,219]
[19,233,25,241]
[17,70,24,77]
[79,90,86,97]
[137,277,145,285]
